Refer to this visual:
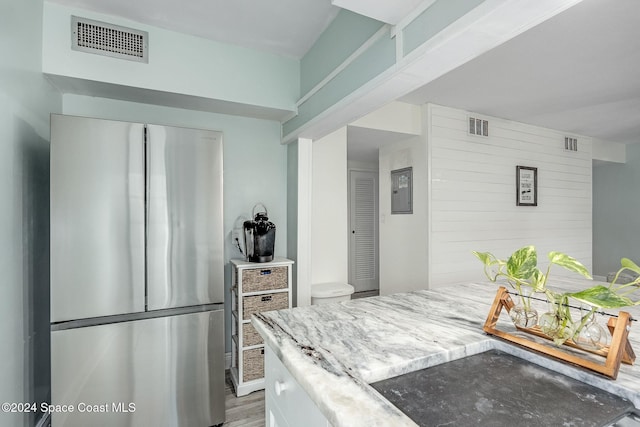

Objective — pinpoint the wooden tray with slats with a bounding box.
[484,286,635,379]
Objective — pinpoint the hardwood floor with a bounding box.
[224,371,265,427]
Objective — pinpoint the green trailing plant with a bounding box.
[472,245,591,307]
[571,258,640,310]
[472,246,640,347]
[566,258,640,347]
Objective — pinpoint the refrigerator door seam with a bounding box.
[144,124,149,312]
[51,303,224,331]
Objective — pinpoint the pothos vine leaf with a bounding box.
[548,251,592,279]
[569,285,634,309]
[506,246,537,280]
[621,258,640,275]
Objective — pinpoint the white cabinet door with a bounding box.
[264,346,331,427]
[266,389,290,427]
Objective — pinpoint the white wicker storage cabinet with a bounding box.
[230,257,294,397]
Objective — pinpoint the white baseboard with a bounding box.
[593,275,607,282]
[225,351,232,370]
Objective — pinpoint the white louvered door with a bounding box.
[349,171,379,292]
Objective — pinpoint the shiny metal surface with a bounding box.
[50,115,146,322]
[146,124,224,310]
[51,309,225,427]
[50,303,223,331]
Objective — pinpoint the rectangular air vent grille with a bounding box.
[71,16,148,63]
[469,117,488,136]
[564,136,578,151]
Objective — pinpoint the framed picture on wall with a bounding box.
[516,166,537,206]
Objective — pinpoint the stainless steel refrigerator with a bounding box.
[50,114,225,427]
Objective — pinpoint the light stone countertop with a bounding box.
[253,279,640,427]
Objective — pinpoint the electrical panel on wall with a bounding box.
[469,117,489,136]
[391,167,412,214]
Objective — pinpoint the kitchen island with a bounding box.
[252,279,640,427]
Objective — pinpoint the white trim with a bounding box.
[296,25,391,107]
[397,0,506,67]
[398,0,583,69]
[424,104,433,289]
[297,138,314,307]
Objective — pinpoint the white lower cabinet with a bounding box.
[264,346,332,427]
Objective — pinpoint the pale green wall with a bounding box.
[403,0,484,55]
[62,94,288,352]
[42,1,299,113]
[284,33,395,136]
[0,0,62,426]
[593,145,640,277]
[287,142,298,304]
[285,1,490,139]
[300,10,384,95]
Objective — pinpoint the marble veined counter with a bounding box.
[252,279,640,427]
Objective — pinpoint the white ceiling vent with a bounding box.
[71,16,148,63]
[469,117,488,137]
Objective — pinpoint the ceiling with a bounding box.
[400,0,640,146]
[332,0,426,25]
[48,0,640,159]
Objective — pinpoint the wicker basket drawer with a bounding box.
[242,322,264,347]
[242,292,288,320]
[242,347,264,382]
[241,266,288,293]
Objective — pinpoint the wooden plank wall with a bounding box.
[428,104,592,286]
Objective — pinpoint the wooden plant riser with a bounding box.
[514,323,635,365]
[484,286,636,379]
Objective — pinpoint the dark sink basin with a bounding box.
[371,349,635,427]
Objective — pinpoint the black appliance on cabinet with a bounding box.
[243,203,276,263]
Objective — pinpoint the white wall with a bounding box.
[42,1,299,113]
[350,101,422,135]
[428,104,593,286]
[311,128,348,291]
[348,160,379,171]
[379,132,429,295]
[295,139,313,307]
[62,94,288,351]
[1,1,62,426]
[287,142,299,304]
